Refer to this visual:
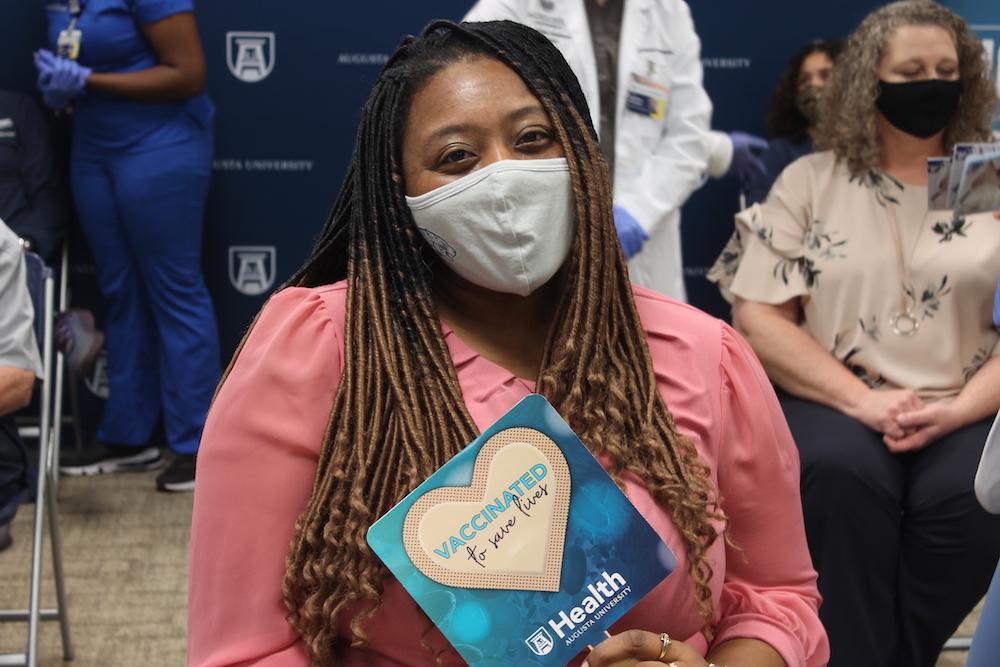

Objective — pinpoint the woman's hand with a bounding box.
[882,401,962,452]
[583,630,707,667]
[34,49,90,109]
[845,387,925,439]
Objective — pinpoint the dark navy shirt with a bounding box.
[0,90,68,262]
[744,134,814,206]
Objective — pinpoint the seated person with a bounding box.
[743,38,843,206]
[0,218,44,550]
[709,2,1000,665]
[187,19,828,667]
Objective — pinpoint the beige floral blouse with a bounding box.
[708,150,1000,403]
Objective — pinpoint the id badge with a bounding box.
[57,29,82,59]
[625,73,669,120]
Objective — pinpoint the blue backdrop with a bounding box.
[0,0,996,439]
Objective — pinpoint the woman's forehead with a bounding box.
[883,24,957,61]
[405,57,547,138]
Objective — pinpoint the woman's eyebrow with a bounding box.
[423,105,548,146]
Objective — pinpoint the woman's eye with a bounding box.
[517,129,551,147]
[441,149,472,165]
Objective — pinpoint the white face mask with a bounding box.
[405,157,575,297]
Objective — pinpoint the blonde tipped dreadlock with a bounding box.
[220,20,729,666]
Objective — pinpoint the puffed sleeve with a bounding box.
[712,325,829,667]
[707,158,814,305]
[187,286,344,667]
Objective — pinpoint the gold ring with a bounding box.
[657,632,671,661]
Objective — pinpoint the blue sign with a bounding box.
[368,394,675,667]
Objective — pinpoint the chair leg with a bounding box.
[45,464,73,660]
[25,459,46,667]
[50,352,65,498]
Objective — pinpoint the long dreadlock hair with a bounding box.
[261,19,728,665]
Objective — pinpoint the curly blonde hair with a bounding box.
[815,0,997,175]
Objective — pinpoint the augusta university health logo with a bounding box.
[229,246,276,295]
[226,31,275,82]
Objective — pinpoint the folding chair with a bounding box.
[0,250,74,667]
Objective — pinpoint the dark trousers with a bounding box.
[0,414,28,506]
[778,391,1000,667]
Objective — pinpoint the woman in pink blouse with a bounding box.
[188,20,828,667]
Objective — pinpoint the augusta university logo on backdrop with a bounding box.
[229,246,276,295]
[226,31,275,82]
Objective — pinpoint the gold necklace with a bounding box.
[882,177,923,337]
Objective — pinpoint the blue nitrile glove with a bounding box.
[728,131,769,184]
[34,49,56,91]
[34,49,91,109]
[613,204,648,260]
[993,275,999,328]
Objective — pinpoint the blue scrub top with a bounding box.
[46,0,214,149]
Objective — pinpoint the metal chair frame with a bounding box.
[0,249,74,667]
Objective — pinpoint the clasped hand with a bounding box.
[853,388,961,453]
[34,48,92,110]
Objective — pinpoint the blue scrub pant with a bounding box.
[779,391,1000,667]
[71,119,220,455]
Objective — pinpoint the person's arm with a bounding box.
[587,324,828,667]
[188,287,343,667]
[0,366,34,416]
[0,225,43,401]
[85,11,206,102]
[6,94,68,262]
[708,324,828,666]
[732,297,923,440]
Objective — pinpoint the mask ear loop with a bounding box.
[418,239,438,281]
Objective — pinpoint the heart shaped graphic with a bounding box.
[403,427,571,592]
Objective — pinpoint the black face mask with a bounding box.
[795,86,824,126]
[875,79,963,139]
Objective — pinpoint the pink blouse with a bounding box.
[188,283,828,667]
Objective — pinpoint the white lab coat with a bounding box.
[463,0,713,301]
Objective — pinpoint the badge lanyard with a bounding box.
[57,0,84,59]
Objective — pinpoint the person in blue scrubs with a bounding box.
[744,38,843,206]
[35,0,219,492]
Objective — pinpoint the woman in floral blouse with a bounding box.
[709,2,1000,666]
